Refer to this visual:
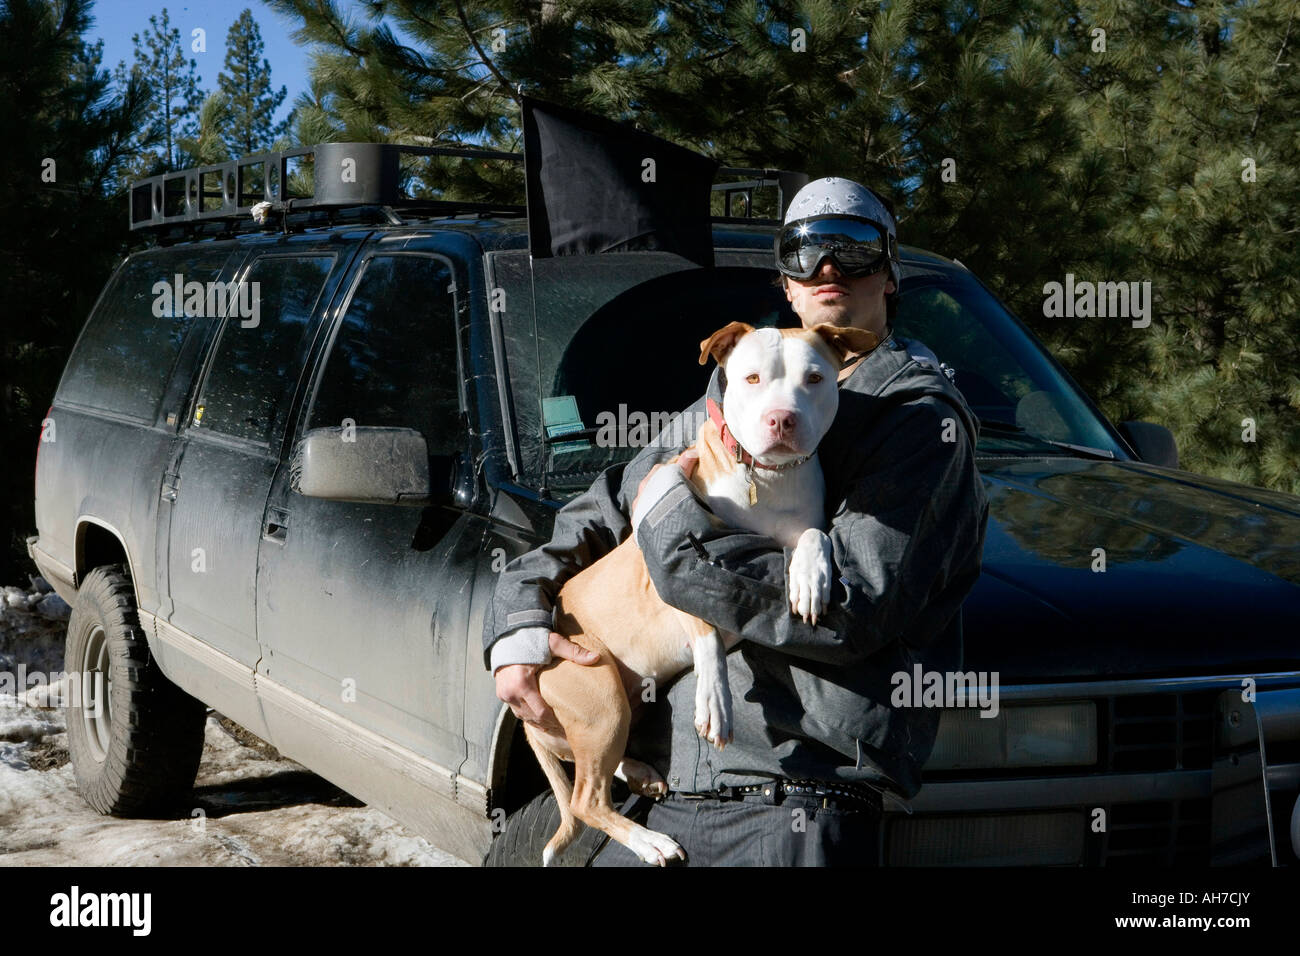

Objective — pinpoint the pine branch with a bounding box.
[313,0,368,59]
[1249,4,1295,140]
[700,42,740,62]
[451,0,519,106]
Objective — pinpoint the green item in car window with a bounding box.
[543,395,589,454]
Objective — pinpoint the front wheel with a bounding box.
[484,790,612,867]
[64,565,208,815]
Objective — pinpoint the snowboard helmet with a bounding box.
[777,177,901,291]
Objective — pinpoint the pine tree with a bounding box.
[0,0,149,576]
[114,7,205,174]
[1135,0,1300,493]
[217,8,292,156]
[263,0,666,201]
[178,91,232,166]
[872,0,1163,422]
[1043,0,1300,492]
[261,1,901,204]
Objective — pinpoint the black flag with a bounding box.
[522,96,719,267]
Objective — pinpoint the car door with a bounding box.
[254,246,483,774]
[162,251,343,675]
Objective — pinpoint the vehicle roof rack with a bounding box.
[711,167,809,223]
[128,142,808,233]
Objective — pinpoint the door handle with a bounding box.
[263,506,290,543]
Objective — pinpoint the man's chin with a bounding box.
[807,315,863,334]
[811,298,858,318]
[809,300,880,327]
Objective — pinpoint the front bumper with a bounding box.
[881,674,1300,866]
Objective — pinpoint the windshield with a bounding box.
[892,269,1127,457]
[488,249,1126,497]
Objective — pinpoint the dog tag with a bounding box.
[747,463,757,505]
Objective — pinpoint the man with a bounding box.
[484,177,989,865]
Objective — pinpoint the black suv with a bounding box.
[27,143,1300,866]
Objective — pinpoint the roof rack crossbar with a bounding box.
[712,167,809,221]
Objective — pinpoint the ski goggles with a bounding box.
[775,214,898,279]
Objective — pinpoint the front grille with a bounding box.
[1097,798,1212,865]
[1096,690,1217,864]
[1104,690,1217,772]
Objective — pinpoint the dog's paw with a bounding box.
[627,827,687,867]
[694,670,733,750]
[788,528,833,624]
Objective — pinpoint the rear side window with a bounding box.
[489,249,795,490]
[194,255,335,443]
[57,246,235,420]
[308,254,462,455]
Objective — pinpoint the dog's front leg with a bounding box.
[668,610,733,750]
[692,628,732,749]
[788,528,833,624]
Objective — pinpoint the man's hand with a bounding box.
[632,449,700,516]
[494,632,600,734]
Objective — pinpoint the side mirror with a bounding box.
[1119,421,1179,469]
[429,448,479,509]
[291,426,434,505]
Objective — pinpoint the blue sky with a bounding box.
[87,0,329,130]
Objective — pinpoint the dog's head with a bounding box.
[698,322,880,465]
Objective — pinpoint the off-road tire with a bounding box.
[64,564,208,815]
[483,789,612,867]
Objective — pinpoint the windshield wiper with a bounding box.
[977,419,1115,460]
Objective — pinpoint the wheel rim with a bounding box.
[81,624,114,762]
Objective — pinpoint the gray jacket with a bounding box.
[483,333,990,800]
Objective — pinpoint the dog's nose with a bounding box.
[766,410,797,438]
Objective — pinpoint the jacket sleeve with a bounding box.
[481,417,694,669]
[634,393,988,665]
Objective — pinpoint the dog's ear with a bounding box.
[811,323,881,367]
[698,321,755,367]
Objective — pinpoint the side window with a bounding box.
[308,254,462,456]
[196,255,334,443]
[57,247,234,420]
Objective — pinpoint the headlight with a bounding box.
[925,702,1097,770]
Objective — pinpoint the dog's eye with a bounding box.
[807,372,824,384]
[746,373,760,384]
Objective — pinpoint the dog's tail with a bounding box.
[524,726,581,866]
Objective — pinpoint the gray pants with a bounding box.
[590,792,882,867]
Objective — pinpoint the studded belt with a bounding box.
[675,776,883,814]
